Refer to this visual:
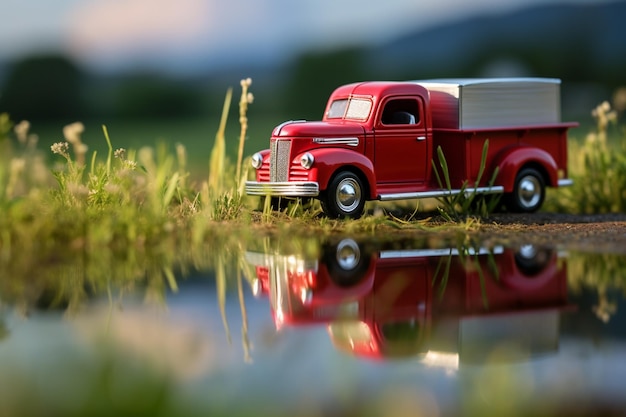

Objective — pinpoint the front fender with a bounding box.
[492,146,558,192]
[307,148,377,198]
[253,149,271,182]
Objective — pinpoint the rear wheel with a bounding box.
[505,167,545,213]
[321,171,366,219]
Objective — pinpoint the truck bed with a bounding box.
[432,123,574,189]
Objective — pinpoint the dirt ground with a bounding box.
[474,212,626,253]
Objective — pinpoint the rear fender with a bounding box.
[309,148,377,198]
[492,146,558,192]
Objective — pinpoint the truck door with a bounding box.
[372,256,430,320]
[374,97,428,184]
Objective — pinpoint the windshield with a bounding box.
[326,98,372,121]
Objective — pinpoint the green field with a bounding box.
[31,114,282,178]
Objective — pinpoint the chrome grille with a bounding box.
[270,140,291,182]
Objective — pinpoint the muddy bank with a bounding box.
[476,212,626,253]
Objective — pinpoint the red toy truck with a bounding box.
[245,78,576,218]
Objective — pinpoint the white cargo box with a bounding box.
[414,78,562,130]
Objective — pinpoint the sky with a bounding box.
[1,0,613,74]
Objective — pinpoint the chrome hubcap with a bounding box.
[518,244,538,260]
[336,178,361,212]
[519,175,541,208]
[336,239,360,270]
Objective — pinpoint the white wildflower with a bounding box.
[114,148,126,160]
[51,142,70,157]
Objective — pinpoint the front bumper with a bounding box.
[245,181,320,197]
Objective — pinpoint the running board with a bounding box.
[378,186,504,201]
[379,245,504,259]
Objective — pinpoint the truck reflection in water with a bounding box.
[246,239,572,368]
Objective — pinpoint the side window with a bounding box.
[381,99,420,126]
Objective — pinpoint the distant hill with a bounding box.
[366,1,626,88]
[272,1,626,119]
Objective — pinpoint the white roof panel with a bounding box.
[413,78,562,129]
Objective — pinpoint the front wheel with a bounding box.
[320,171,366,219]
[505,167,545,213]
[323,238,370,286]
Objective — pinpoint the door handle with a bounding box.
[417,136,426,141]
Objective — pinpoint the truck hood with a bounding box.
[273,120,365,138]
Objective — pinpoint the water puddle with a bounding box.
[1,236,625,416]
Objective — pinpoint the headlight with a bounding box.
[251,278,262,297]
[251,152,263,169]
[300,152,314,169]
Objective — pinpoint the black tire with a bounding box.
[505,167,545,213]
[321,171,366,219]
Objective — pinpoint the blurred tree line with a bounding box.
[0,56,85,121]
[0,51,372,123]
[0,55,208,123]
[1,48,624,125]
[280,47,370,119]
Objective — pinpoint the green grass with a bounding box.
[2,87,626,244]
[545,100,626,213]
[432,139,501,220]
